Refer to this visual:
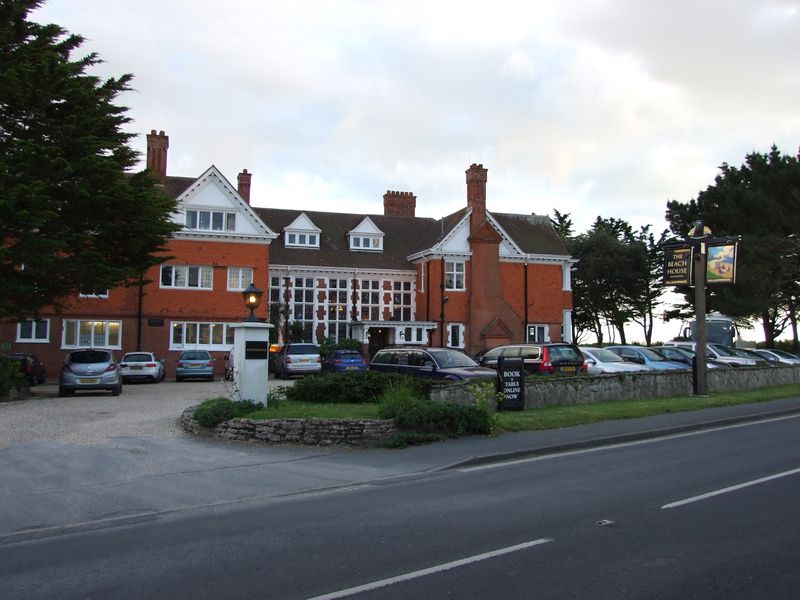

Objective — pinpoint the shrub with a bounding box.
[285,371,427,404]
[0,355,27,400]
[378,380,494,438]
[193,397,263,428]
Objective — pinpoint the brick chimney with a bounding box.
[237,169,252,204]
[466,163,488,232]
[383,190,416,217]
[146,130,169,178]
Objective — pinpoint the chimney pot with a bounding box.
[238,169,253,204]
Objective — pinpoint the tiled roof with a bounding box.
[161,176,196,199]
[492,213,570,256]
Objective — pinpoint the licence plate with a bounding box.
[131,366,143,370]
[188,364,201,368]
[346,365,358,370]
[560,366,576,372]
[78,378,101,384]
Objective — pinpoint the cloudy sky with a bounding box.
[32,0,800,237]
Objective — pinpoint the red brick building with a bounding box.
[1,131,575,377]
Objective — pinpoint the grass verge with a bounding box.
[494,384,800,432]
[239,384,800,432]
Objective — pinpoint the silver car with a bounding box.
[274,343,321,379]
[59,349,122,397]
[120,352,165,383]
[580,347,651,374]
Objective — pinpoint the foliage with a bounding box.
[0,355,27,399]
[665,145,800,347]
[284,371,427,404]
[0,1,181,318]
[268,302,286,344]
[568,217,650,344]
[193,397,264,428]
[288,322,306,343]
[377,381,493,438]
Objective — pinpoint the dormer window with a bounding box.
[350,235,382,251]
[286,232,319,248]
[186,209,236,232]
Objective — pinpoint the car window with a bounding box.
[502,347,522,357]
[483,348,502,360]
[181,351,210,360]
[123,353,152,362]
[710,344,734,356]
[70,351,112,364]
[519,347,541,359]
[371,351,392,364]
[428,349,476,368]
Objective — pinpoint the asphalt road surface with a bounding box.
[2,411,799,599]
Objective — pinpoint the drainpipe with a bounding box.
[523,259,529,343]
[440,261,446,347]
[136,274,144,351]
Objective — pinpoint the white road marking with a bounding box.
[661,466,800,509]
[304,538,552,600]
[459,413,800,473]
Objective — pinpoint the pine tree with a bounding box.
[0,0,180,318]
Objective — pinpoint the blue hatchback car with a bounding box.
[175,350,215,382]
[605,345,688,371]
[322,350,367,373]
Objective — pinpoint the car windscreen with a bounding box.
[181,351,210,360]
[709,344,735,356]
[638,348,666,361]
[548,346,583,362]
[289,345,319,355]
[70,351,111,364]
[123,353,152,362]
[586,348,623,363]
[428,349,477,368]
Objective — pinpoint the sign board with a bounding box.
[706,243,737,284]
[664,245,692,286]
[244,341,269,360]
[496,356,525,411]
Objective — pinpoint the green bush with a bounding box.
[378,380,493,438]
[193,397,264,428]
[0,355,27,400]
[285,371,427,404]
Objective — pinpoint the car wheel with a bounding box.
[112,383,121,396]
[58,387,69,397]
[176,376,182,383]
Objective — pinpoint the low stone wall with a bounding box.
[179,407,398,447]
[430,365,800,409]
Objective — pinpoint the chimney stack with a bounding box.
[466,163,488,232]
[383,190,416,217]
[146,130,169,179]
[237,169,252,204]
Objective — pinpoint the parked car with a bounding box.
[322,349,367,373]
[175,350,215,382]
[478,343,587,376]
[579,347,650,375]
[59,349,122,397]
[119,352,165,383]
[3,352,47,385]
[727,347,770,366]
[650,345,728,370]
[605,345,688,371]
[370,347,496,381]
[752,348,800,366]
[275,343,322,379]
[662,341,758,367]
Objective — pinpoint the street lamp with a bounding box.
[241,283,263,322]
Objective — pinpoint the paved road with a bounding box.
[3,412,800,599]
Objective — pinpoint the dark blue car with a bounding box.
[369,347,496,381]
[322,350,368,373]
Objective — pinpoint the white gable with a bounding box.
[284,212,321,233]
[348,216,384,236]
[172,166,276,242]
[436,214,471,254]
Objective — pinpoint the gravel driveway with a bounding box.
[0,379,286,448]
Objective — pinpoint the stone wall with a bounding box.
[179,407,397,447]
[429,365,800,409]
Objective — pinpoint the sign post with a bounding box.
[665,223,740,396]
[496,355,525,411]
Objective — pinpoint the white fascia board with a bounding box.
[174,165,277,239]
[487,212,525,258]
[500,253,576,264]
[284,212,321,233]
[348,216,385,237]
[406,211,472,262]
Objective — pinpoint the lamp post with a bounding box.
[241,283,263,322]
